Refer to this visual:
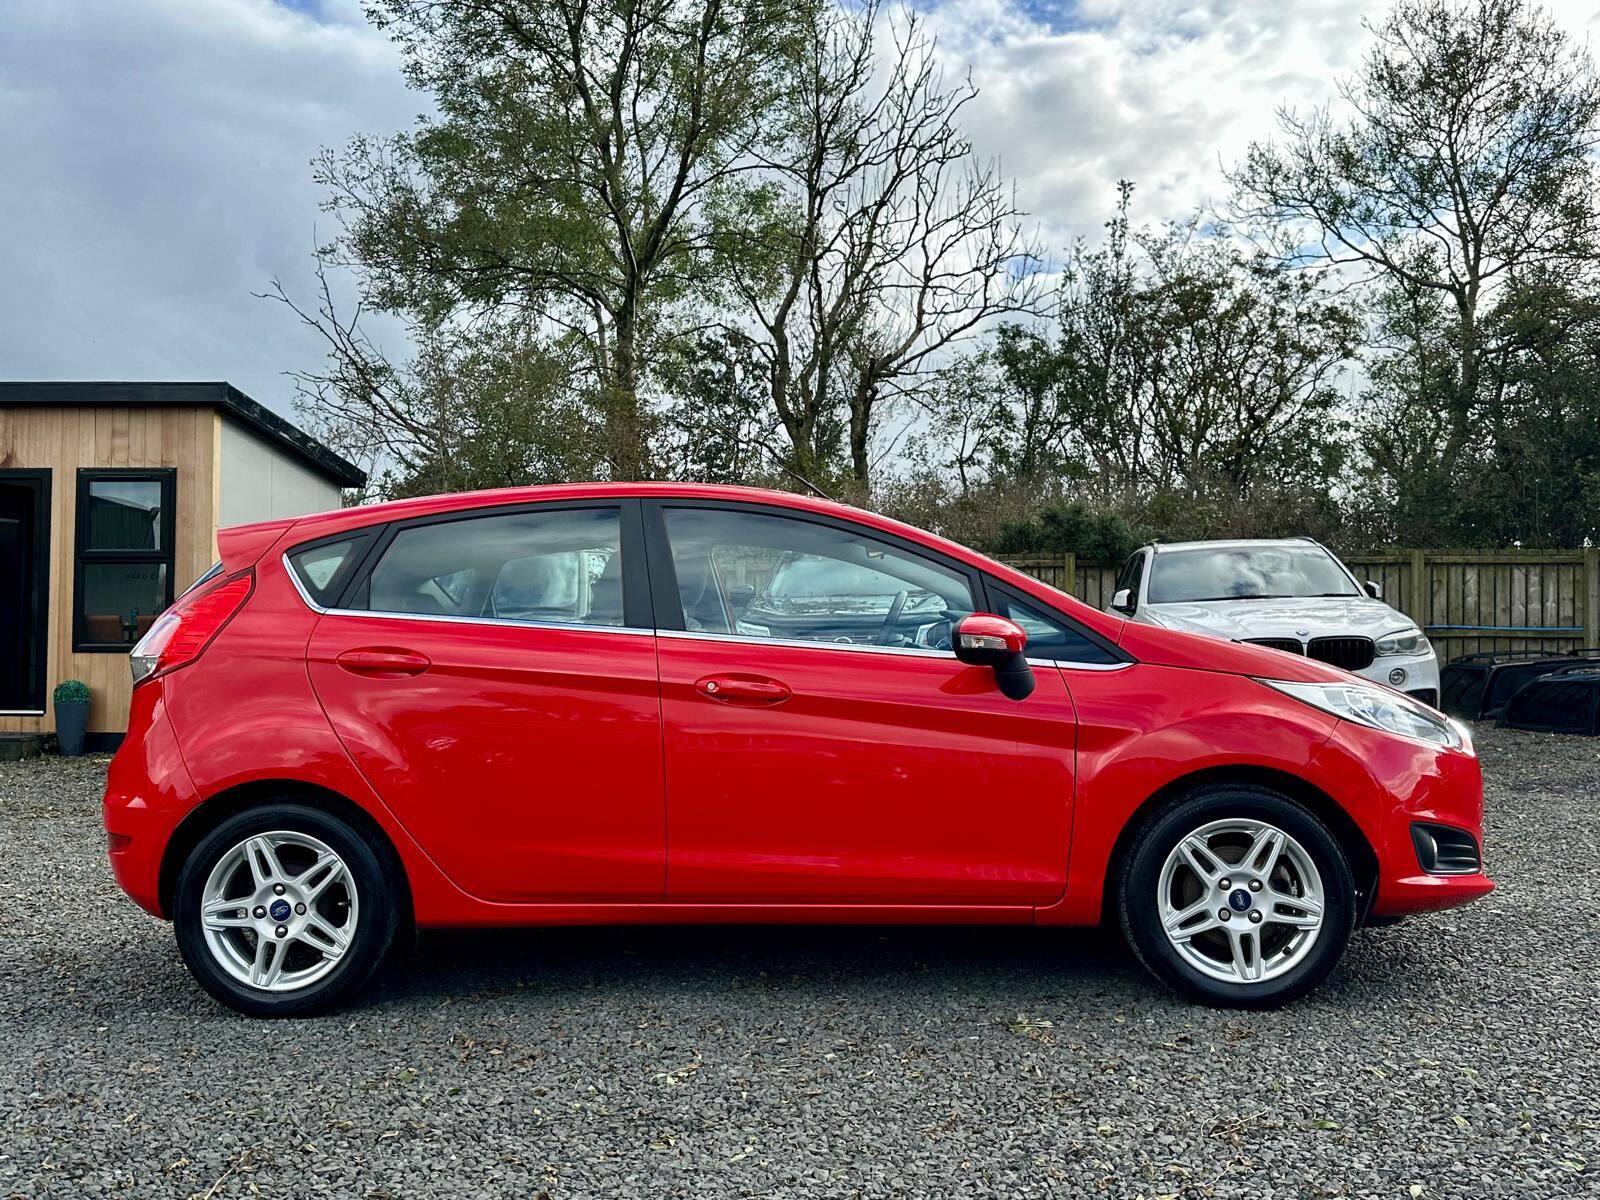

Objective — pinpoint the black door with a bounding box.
[0,472,50,712]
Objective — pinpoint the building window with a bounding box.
[74,469,176,652]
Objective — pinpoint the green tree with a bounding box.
[1230,0,1600,482]
[980,187,1359,511]
[312,0,801,479]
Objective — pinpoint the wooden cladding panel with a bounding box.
[0,405,221,736]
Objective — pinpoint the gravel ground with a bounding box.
[1,727,1597,1199]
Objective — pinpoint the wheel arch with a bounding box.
[1098,764,1380,927]
[158,779,414,932]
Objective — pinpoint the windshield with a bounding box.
[1146,545,1359,604]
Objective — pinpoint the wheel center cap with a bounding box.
[268,898,293,922]
[1228,888,1252,912]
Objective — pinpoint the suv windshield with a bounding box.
[1146,545,1360,604]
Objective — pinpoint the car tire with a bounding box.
[1117,784,1356,1009]
[173,803,399,1018]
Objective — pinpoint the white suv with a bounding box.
[1108,538,1440,706]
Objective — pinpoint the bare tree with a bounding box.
[716,1,1048,492]
[263,264,600,498]
[1228,0,1600,475]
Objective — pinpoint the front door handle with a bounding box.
[336,648,432,677]
[694,674,792,706]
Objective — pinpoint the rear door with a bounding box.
[647,500,1077,906]
[303,500,664,903]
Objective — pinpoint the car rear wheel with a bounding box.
[173,804,398,1017]
[1118,785,1355,1008]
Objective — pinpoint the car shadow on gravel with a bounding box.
[354,923,1161,1012]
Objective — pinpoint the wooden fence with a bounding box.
[998,549,1600,661]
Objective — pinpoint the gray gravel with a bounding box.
[1,727,1597,1199]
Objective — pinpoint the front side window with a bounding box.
[661,507,974,648]
[1146,545,1359,605]
[74,469,176,650]
[1115,551,1145,602]
[363,507,624,627]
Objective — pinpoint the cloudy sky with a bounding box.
[2,0,1597,426]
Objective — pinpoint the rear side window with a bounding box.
[288,534,373,608]
[364,507,624,627]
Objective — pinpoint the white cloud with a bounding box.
[921,0,1599,250]
[0,0,414,418]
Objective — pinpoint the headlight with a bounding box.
[1374,627,1432,657]
[1260,679,1468,751]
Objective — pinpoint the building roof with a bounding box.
[0,381,366,488]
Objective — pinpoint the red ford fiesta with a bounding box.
[103,484,1491,1016]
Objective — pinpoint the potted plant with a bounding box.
[53,680,91,757]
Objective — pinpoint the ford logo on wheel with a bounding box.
[1228,889,1252,912]
[269,899,292,922]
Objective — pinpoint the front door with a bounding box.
[648,501,1076,906]
[305,501,664,903]
[0,472,49,713]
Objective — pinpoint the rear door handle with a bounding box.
[336,648,432,677]
[695,674,792,706]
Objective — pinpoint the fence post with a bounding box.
[1408,549,1428,629]
[1584,547,1599,649]
[1063,553,1077,598]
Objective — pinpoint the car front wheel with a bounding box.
[1117,785,1356,1008]
[173,803,398,1017]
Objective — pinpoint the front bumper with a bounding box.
[1309,719,1493,917]
[1357,651,1441,704]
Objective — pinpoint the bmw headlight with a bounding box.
[1260,679,1469,751]
[1374,627,1432,657]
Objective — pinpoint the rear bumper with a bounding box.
[102,680,196,918]
[1309,721,1492,917]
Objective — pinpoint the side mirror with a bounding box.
[728,584,756,614]
[1111,587,1134,614]
[1363,580,1382,601]
[953,613,1034,701]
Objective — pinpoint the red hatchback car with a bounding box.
[104,484,1492,1015]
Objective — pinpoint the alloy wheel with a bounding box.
[198,830,360,993]
[1156,818,1325,984]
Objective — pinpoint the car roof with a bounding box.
[240,481,1129,641]
[1147,538,1325,554]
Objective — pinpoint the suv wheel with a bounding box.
[173,803,398,1017]
[1118,785,1355,1008]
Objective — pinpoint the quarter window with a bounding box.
[992,592,1120,664]
[74,469,176,651]
[287,534,374,608]
[363,507,624,627]
[660,507,974,648]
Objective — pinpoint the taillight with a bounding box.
[130,571,255,685]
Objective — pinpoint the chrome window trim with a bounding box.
[1050,658,1134,673]
[280,551,652,637]
[656,626,1133,669]
[656,626,956,660]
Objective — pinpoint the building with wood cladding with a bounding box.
[0,382,365,747]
